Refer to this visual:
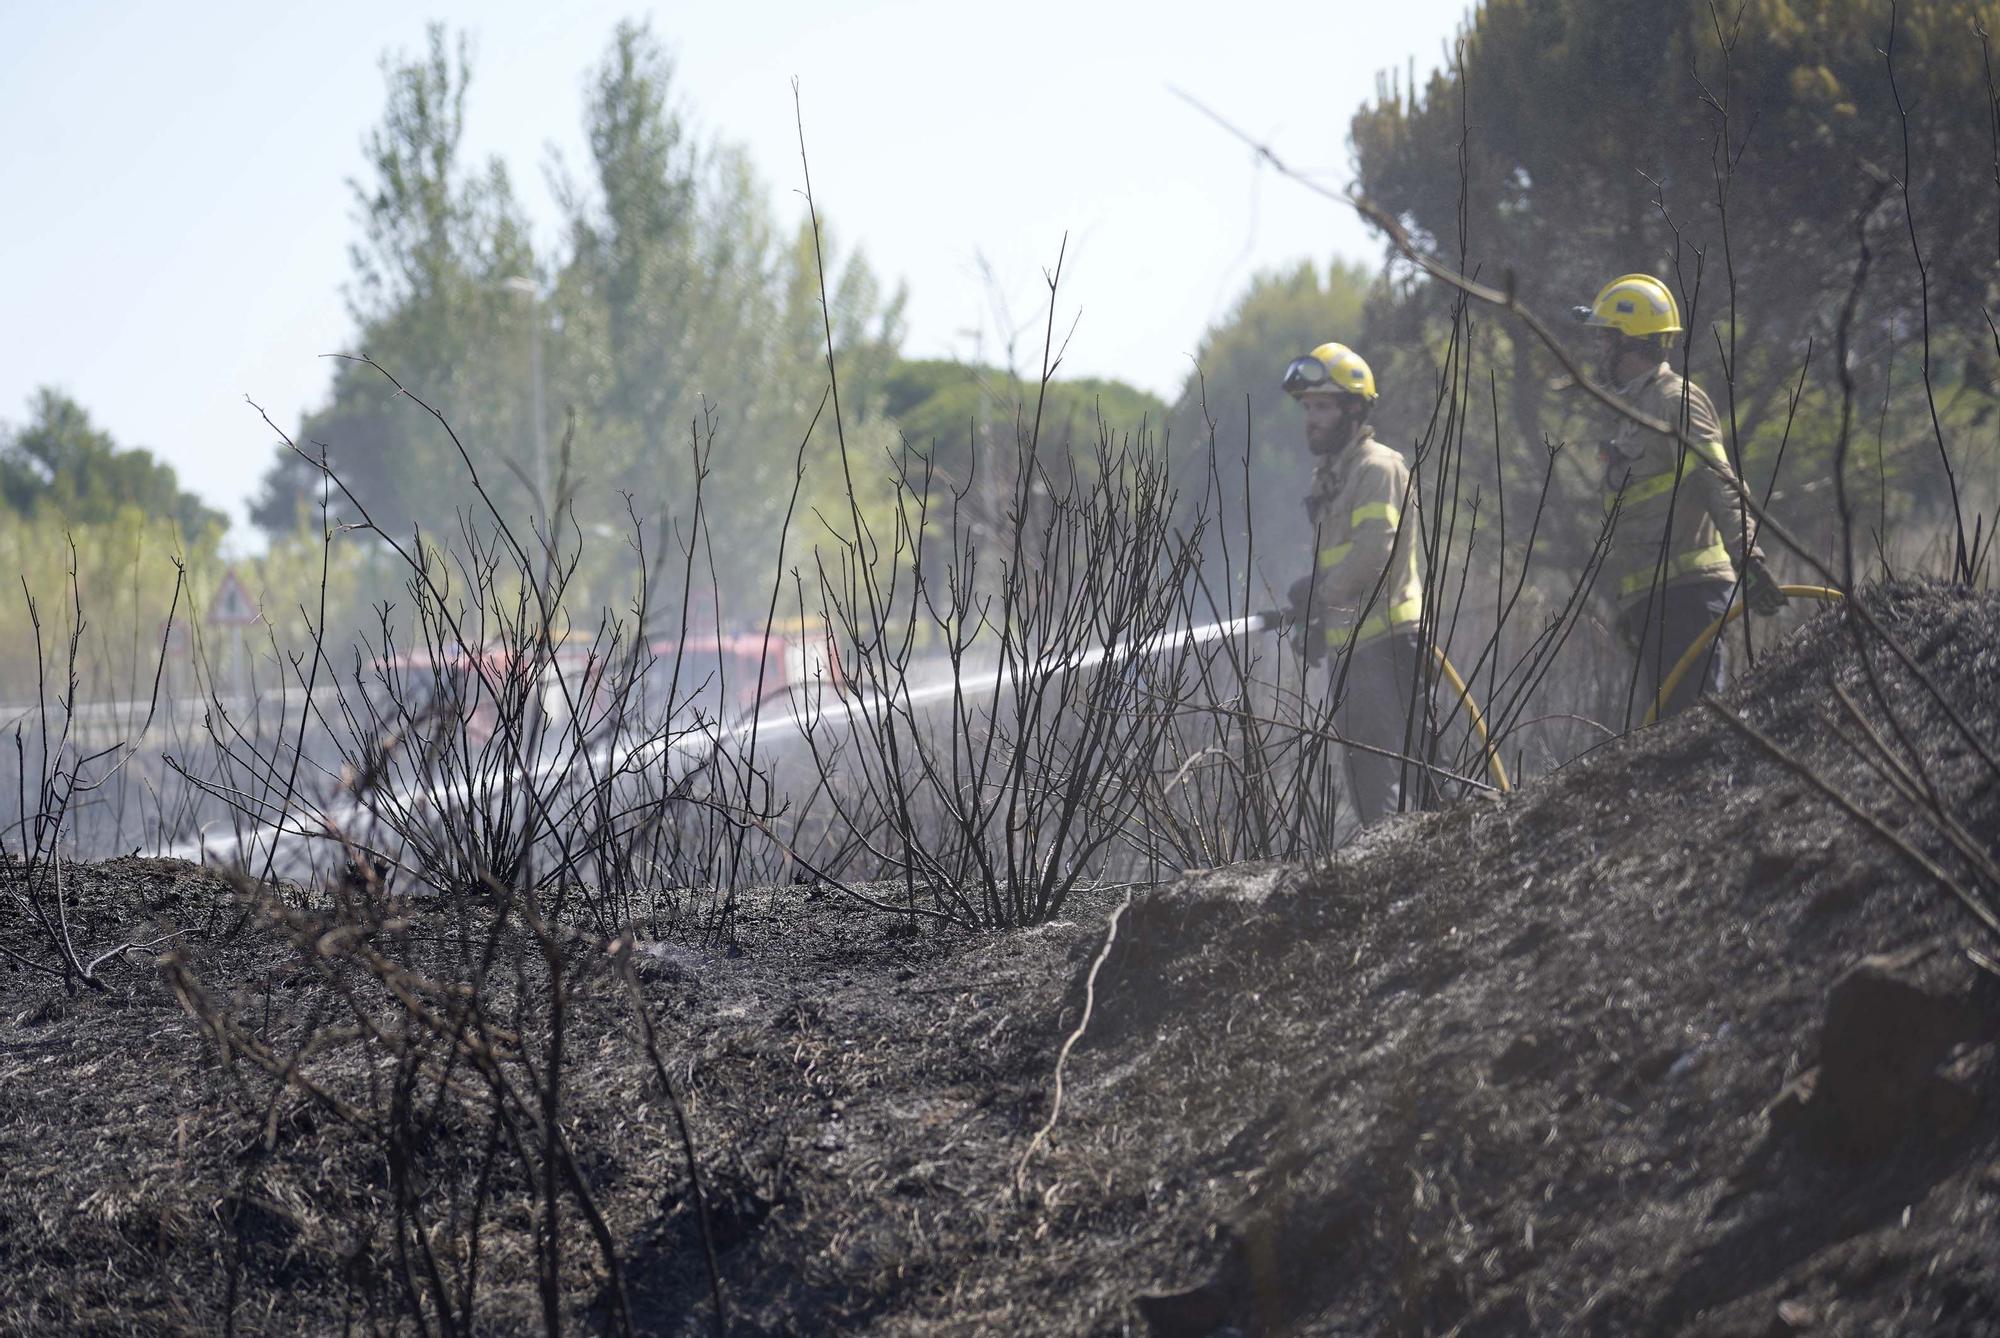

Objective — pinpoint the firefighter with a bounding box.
[1575,274,1787,720]
[1283,341,1434,826]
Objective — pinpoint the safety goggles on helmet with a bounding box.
[1282,355,1335,396]
[1285,341,1378,399]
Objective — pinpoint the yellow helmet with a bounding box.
[1577,273,1682,344]
[1282,342,1377,400]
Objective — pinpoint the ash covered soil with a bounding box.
[3,584,1998,1334]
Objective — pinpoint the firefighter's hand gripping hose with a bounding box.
[1642,585,1846,728]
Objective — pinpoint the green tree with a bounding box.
[878,357,1165,579]
[552,17,705,477]
[252,24,535,538]
[887,360,1165,464]
[884,357,1165,523]
[547,20,906,611]
[1,388,225,537]
[254,19,916,622]
[1349,0,2000,567]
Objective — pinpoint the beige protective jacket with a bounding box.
[1301,429,1425,649]
[1600,363,1762,610]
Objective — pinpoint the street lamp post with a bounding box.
[503,275,548,515]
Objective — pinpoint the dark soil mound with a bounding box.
[2,585,1996,1334]
[1059,584,2000,1335]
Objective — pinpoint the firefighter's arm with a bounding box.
[1685,435,1758,563]
[1687,433,1787,612]
[1670,385,1761,567]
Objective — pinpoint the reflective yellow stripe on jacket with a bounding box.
[1351,502,1400,528]
[1607,460,1688,513]
[1605,439,1730,514]
[1325,596,1424,649]
[1320,504,1399,569]
[1617,538,1732,597]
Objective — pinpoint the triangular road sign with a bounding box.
[208,568,261,627]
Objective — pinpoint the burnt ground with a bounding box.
[3,583,1998,1334]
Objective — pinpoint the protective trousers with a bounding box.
[1332,629,1438,826]
[1615,578,1732,722]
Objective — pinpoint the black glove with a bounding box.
[1285,574,1311,616]
[1741,556,1788,616]
[1284,575,1328,665]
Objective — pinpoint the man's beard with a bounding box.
[1597,335,1648,387]
[1306,416,1356,456]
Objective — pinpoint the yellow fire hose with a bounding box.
[1432,646,1513,793]
[1641,584,1846,727]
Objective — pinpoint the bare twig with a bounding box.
[1015,888,1135,1196]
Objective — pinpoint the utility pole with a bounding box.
[503,275,549,515]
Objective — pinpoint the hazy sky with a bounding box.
[1,0,1471,544]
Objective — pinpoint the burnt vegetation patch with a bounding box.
[1,587,1996,1334]
[1093,588,2000,1336]
[8,8,2000,1329]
